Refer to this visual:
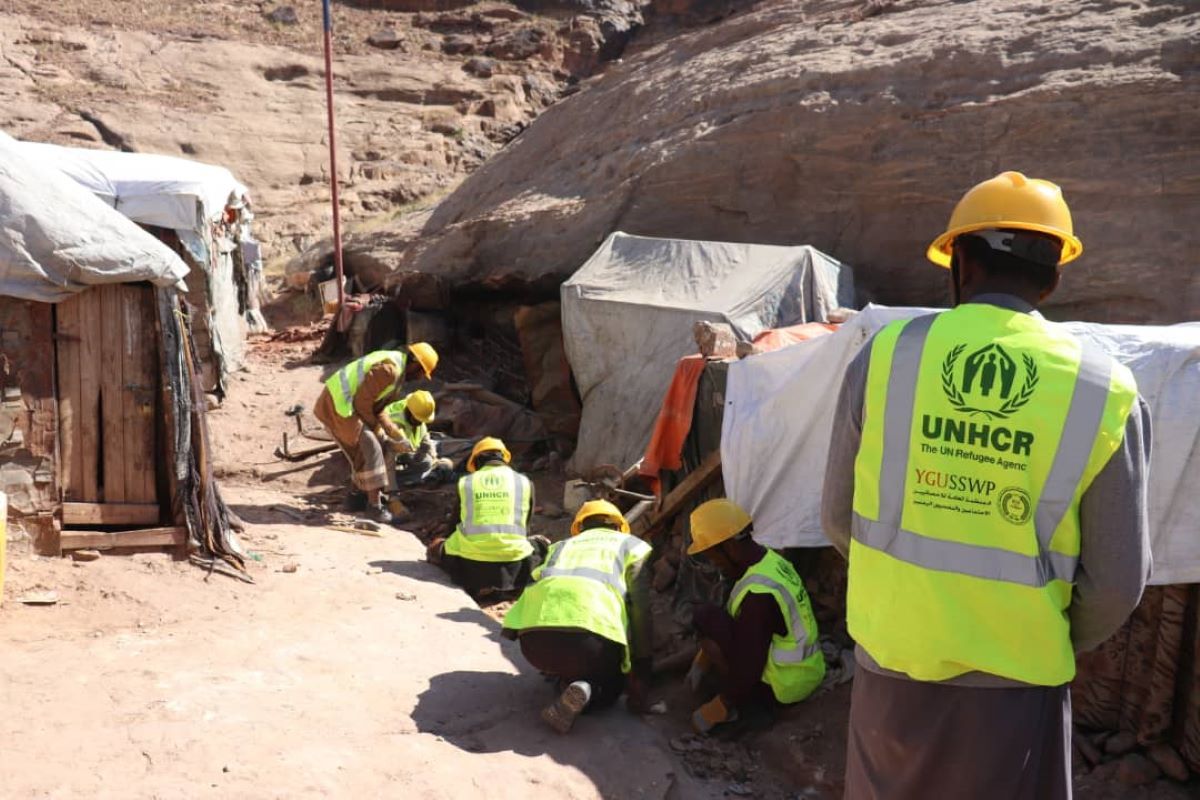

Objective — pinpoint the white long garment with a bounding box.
[721,303,1200,586]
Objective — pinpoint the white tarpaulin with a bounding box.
[17,140,248,231]
[562,232,855,472]
[722,304,1200,586]
[0,132,188,302]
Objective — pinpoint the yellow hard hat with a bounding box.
[404,390,436,423]
[407,342,439,379]
[571,499,631,536]
[468,436,511,472]
[926,171,1083,268]
[687,498,753,555]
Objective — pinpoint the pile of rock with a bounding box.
[1074,728,1191,789]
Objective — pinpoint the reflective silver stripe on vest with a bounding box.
[857,315,1112,588]
[460,472,528,537]
[539,535,632,593]
[1032,341,1111,581]
[731,574,820,662]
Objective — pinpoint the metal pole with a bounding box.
[321,0,345,309]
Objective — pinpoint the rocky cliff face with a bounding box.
[0,1,635,265]
[321,0,1199,323]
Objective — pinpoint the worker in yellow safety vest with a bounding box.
[427,437,547,598]
[684,499,825,735]
[821,172,1151,800]
[313,343,438,523]
[502,500,653,734]
[380,390,453,485]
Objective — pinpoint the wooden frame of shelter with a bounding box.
[0,284,240,562]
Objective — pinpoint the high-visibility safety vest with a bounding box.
[443,464,534,563]
[324,350,408,418]
[850,302,1137,685]
[728,550,826,704]
[381,399,427,450]
[503,528,653,673]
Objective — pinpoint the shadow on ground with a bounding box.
[407,603,716,800]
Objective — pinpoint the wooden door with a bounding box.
[55,284,161,524]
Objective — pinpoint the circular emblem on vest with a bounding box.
[997,486,1033,525]
[941,343,1039,420]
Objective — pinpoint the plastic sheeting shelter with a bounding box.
[17,141,248,231]
[18,140,267,393]
[562,232,854,472]
[0,133,187,301]
[721,304,1200,586]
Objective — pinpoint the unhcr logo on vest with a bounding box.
[941,343,1039,420]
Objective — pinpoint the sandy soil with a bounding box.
[0,328,763,799]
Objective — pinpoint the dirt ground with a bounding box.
[0,326,818,799]
[0,322,1194,798]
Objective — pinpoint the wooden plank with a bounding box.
[121,286,157,504]
[99,285,127,502]
[139,288,160,504]
[630,450,722,539]
[77,288,102,502]
[60,526,185,552]
[61,502,160,526]
[55,295,83,501]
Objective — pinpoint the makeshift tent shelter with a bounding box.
[17,140,268,397]
[0,131,244,567]
[719,302,1200,772]
[561,232,854,473]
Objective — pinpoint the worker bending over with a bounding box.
[685,499,825,735]
[381,390,451,484]
[427,437,546,598]
[314,343,438,523]
[822,172,1151,799]
[502,500,652,734]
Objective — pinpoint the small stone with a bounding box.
[441,35,475,56]
[367,29,403,50]
[669,735,692,753]
[1115,753,1161,787]
[71,549,101,562]
[395,591,416,601]
[463,57,496,78]
[1072,731,1102,766]
[281,563,299,573]
[18,591,58,605]
[1104,730,1138,756]
[726,783,752,797]
[264,5,298,25]
[1146,743,1190,782]
[648,700,668,714]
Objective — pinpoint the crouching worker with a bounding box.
[381,391,453,484]
[427,437,546,598]
[502,501,653,734]
[314,343,439,523]
[686,499,825,735]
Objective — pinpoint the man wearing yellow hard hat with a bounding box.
[427,437,547,598]
[821,172,1151,799]
[380,390,452,485]
[502,499,653,734]
[685,498,824,735]
[314,343,439,523]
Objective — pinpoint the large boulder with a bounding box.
[319,0,1199,323]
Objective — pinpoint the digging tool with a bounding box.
[276,431,339,461]
[284,404,333,441]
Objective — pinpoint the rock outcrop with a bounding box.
[311,0,1200,323]
[0,2,633,266]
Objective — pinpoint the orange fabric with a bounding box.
[752,322,837,353]
[639,355,708,495]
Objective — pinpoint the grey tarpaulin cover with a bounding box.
[0,132,187,302]
[16,140,248,230]
[562,231,854,472]
[721,304,1200,586]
